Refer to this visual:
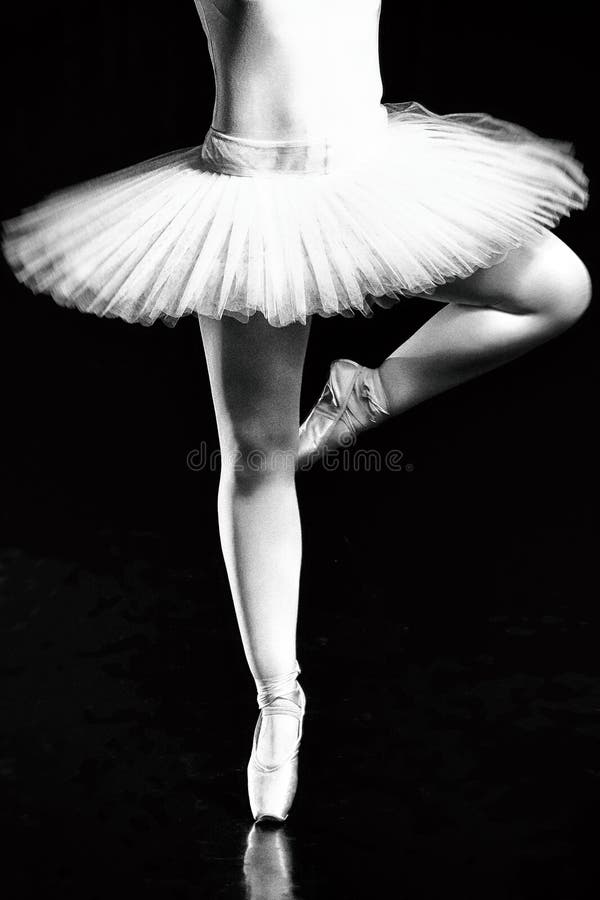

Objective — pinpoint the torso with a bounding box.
[193,0,384,140]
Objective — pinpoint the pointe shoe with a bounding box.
[247,684,306,825]
[297,359,390,469]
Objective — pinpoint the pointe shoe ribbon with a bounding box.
[297,358,390,468]
[247,684,306,824]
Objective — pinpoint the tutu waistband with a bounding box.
[200,105,389,176]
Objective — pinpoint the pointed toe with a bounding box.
[248,755,299,823]
[247,685,306,824]
[297,359,364,468]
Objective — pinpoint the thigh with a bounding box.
[420,232,577,313]
[198,311,312,447]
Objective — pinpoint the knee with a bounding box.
[222,421,298,484]
[510,238,592,329]
[543,246,592,328]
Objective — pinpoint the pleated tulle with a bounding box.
[1,101,589,327]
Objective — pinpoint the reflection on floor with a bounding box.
[244,825,297,900]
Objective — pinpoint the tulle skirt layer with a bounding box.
[2,101,589,327]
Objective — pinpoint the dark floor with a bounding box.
[1,284,599,899]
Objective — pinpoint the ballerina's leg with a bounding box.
[198,310,312,765]
[376,233,592,417]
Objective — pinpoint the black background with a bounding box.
[1,3,598,898]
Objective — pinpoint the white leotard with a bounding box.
[193,0,385,140]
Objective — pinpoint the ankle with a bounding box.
[366,366,391,417]
[375,361,397,417]
[255,662,302,709]
[277,684,302,706]
[347,366,391,432]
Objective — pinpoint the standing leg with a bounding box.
[199,311,311,764]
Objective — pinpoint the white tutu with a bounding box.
[2,101,589,328]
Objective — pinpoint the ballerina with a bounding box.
[1,0,590,826]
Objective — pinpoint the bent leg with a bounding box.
[378,233,592,416]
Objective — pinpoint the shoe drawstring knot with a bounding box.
[359,372,391,423]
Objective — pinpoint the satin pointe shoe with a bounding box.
[247,683,306,825]
[297,358,391,469]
